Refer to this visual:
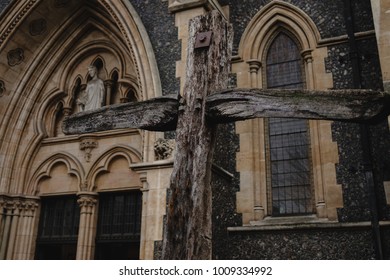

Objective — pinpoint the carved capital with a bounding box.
[247,59,262,73]
[77,194,98,208]
[104,79,115,88]
[23,200,39,212]
[77,197,97,208]
[301,49,313,63]
[5,200,21,211]
[0,195,6,208]
[0,196,39,215]
[63,106,72,116]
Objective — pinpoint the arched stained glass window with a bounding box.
[266,32,313,216]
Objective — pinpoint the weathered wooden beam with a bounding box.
[162,11,232,260]
[63,87,388,135]
[62,95,178,134]
[206,88,389,123]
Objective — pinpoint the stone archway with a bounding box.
[0,0,161,259]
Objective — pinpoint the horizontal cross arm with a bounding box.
[62,95,178,134]
[206,88,389,123]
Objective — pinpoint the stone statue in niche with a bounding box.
[77,65,105,111]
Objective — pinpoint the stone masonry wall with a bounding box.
[212,0,390,259]
[130,0,180,96]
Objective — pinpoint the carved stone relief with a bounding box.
[0,0,39,49]
[29,18,47,36]
[154,138,175,160]
[80,138,98,162]
[7,48,24,66]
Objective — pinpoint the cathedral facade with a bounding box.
[0,0,389,260]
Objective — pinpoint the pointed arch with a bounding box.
[99,0,162,100]
[238,0,321,61]
[87,145,142,192]
[263,30,305,89]
[233,1,343,224]
[28,152,85,196]
[0,0,161,194]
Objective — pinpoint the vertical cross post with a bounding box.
[161,11,232,260]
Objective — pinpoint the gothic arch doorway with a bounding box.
[0,0,160,259]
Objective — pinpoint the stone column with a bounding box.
[302,49,328,218]
[14,199,39,259]
[0,198,5,253]
[5,201,21,259]
[76,192,98,260]
[247,59,266,221]
[370,0,390,127]
[139,172,149,260]
[302,49,314,90]
[104,80,114,106]
[247,59,262,88]
[310,120,328,219]
[0,200,12,259]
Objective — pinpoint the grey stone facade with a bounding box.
[211,0,390,259]
[130,0,180,96]
[1,0,388,260]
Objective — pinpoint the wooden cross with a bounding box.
[63,11,388,259]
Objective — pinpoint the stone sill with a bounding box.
[131,159,174,171]
[228,217,390,232]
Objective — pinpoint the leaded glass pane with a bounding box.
[37,195,80,241]
[266,32,313,216]
[96,191,142,241]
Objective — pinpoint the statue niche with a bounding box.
[77,65,105,111]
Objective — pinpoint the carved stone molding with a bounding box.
[301,49,314,63]
[0,0,39,49]
[79,138,98,162]
[29,18,47,36]
[247,59,262,73]
[20,200,39,215]
[0,196,17,211]
[4,200,21,211]
[154,138,175,160]
[7,48,24,66]
[0,195,39,215]
[99,1,142,93]
[77,193,98,216]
